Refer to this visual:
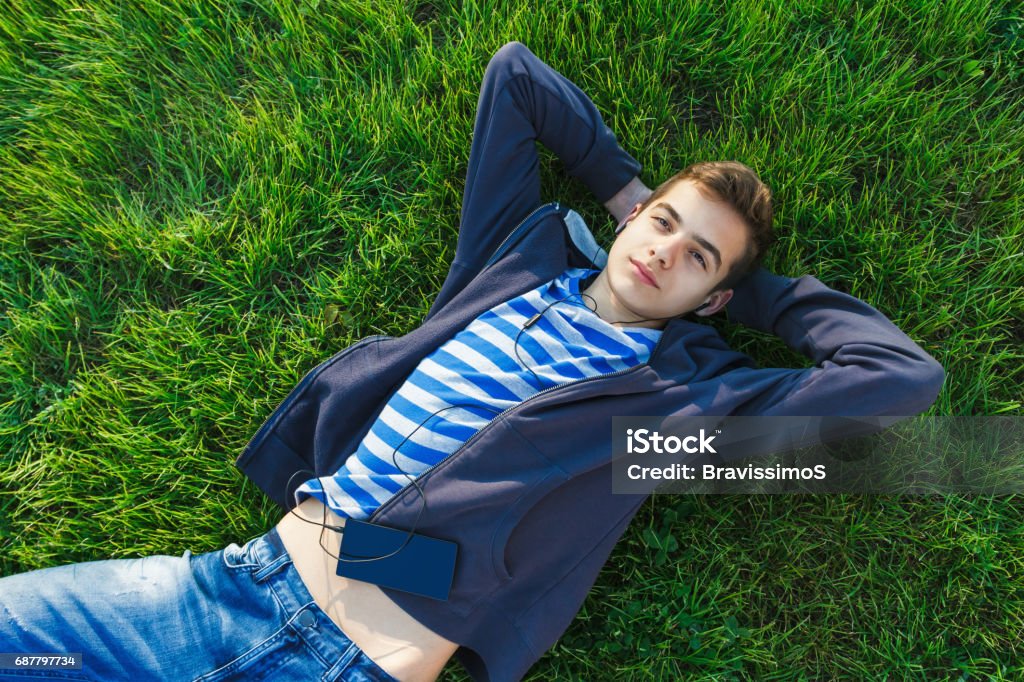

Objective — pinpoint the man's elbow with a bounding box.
[900,353,946,414]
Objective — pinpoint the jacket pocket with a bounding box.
[237,335,392,472]
[489,467,569,582]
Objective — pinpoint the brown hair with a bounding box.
[637,161,774,291]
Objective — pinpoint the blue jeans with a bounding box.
[0,528,398,681]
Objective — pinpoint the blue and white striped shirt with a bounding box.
[294,267,661,519]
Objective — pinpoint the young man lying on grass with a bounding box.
[0,42,943,682]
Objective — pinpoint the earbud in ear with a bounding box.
[693,302,710,312]
[614,219,628,235]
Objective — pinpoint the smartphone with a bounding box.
[335,519,458,601]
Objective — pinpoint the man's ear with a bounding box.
[615,203,644,234]
[694,289,733,317]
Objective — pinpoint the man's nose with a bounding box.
[650,237,683,268]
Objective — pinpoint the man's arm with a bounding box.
[450,42,642,278]
[726,268,945,416]
[428,42,645,317]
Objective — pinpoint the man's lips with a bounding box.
[630,259,659,288]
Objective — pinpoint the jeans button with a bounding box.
[297,609,317,628]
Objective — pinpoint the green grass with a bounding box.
[1,0,1022,679]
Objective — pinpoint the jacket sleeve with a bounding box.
[725,268,945,416]
[432,41,640,315]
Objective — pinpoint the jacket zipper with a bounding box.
[239,334,391,461]
[482,202,562,269]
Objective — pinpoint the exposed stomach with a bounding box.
[275,497,458,682]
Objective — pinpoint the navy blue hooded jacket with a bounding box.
[236,201,944,681]
[236,42,944,682]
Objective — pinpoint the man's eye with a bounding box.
[655,217,670,230]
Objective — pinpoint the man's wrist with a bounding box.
[603,176,652,224]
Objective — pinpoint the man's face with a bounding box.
[597,179,750,326]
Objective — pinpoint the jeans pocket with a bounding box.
[220,536,262,571]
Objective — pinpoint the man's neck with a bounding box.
[580,271,666,330]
